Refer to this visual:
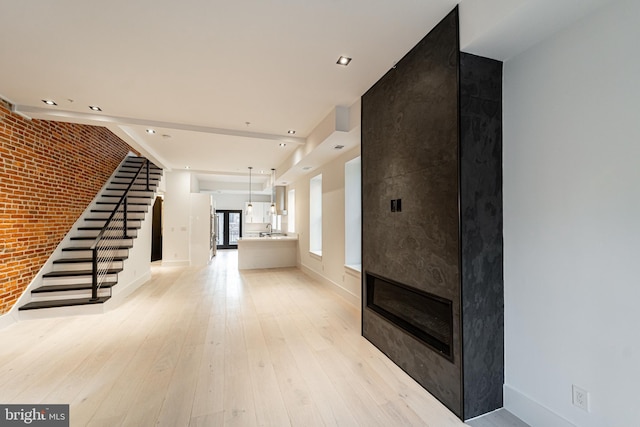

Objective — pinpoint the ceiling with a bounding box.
[0,0,614,192]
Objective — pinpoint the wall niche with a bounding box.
[361,7,504,420]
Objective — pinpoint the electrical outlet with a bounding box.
[572,384,589,412]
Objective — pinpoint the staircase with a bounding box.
[18,156,162,313]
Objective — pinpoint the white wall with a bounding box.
[189,193,212,266]
[163,171,192,265]
[290,146,361,306]
[210,193,269,211]
[503,1,640,426]
[164,172,214,266]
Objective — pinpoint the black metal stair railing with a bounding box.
[89,159,151,301]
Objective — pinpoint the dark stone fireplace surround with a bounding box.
[361,7,503,421]
[366,272,454,361]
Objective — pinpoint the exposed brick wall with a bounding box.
[0,100,136,314]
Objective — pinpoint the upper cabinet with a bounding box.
[244,202,272,223]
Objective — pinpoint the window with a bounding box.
[287,189,295,233]
[345,157,361,271]
[271,213,281,232]
[309,174,322,255]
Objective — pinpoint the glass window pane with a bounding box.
[310,174,322,253]
[345,156,361,270]
[288,189,295,233]
[229,212,240,245]
[216,212,224,246]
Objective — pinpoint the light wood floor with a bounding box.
[1,250,470,426]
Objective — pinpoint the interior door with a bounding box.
[216,210,242,249]
[151,196,163,261]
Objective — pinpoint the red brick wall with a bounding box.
[0,100,136,314]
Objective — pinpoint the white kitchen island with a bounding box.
[237,235,298,270]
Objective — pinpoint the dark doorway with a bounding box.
[216,210,242,249]
[151,196,163,261]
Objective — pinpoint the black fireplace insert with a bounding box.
[366,272,454,361]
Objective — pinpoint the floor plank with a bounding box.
[0,250,474,426]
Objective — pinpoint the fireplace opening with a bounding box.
[366,272,454,360]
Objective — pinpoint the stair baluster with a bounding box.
[89,160,148,302]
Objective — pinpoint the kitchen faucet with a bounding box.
[258,223,273,237]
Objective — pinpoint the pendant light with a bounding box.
[270,168,276,215]
[247,167,253,215]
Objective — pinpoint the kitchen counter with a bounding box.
[237,235,298,269]
[239,235,298,241]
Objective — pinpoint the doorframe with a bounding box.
[216,210,243,249]
[151,196,163,261]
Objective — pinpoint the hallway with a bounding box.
[0,251,465,426]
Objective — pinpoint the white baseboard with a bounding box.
[504,384,576,427]
[106,271,151,309]
[18,302,107,320]
[16,272,152,321]
[161,260,190,267]
[299,263,359,307]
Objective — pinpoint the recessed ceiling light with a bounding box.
[337,56,352,66]
[334,145,345,150]
[185,166,191,169]
[302,166,312,171]
[89,105,102,111]
[279,143,287,147]
[287,130,296,135]
[146,129,156,134]
[42,99,57,106]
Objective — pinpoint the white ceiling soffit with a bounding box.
[0,0,617,190]
[459,0,617,60]
[198,174,271,195]
[276,102,361,186]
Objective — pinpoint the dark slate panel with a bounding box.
[459,52,504,419]
[361,10,458,186]
[362,7,463,418]
[363,170,459,301]
[361,10,504,421]
[363,307,461,413]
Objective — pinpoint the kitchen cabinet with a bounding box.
[238,235,298,269]
[245,202,272,223]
